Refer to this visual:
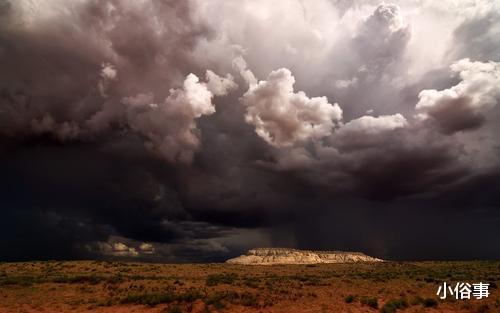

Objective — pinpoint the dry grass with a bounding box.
[0,261,498,312]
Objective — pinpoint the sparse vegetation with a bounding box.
[205,273,237,286]
[380,297,408,313]
[344,294,355,303]
[360,296,378,309]
[242,276,260,288]
[239,291,259,307]
[422,297,438,307]
[205,291,229,309]
[0,261,498,312]
[121,288,204,306]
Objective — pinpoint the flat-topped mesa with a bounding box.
[226,248,383,265]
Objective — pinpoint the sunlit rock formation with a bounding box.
[226,248,383,265]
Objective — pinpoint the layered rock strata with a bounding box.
[226,248,383,265]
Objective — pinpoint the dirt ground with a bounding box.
[0,261,498,313]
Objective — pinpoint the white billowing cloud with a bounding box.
[205,70,238,96]
[113,242,130,252]
[334,77,358,89]
[196,0,339,77]
[124,71,229,163]
[415,59,500,134]
[98,63,117,97]
[89,238,160,258]
[95,242,139,257]
[100,63,117,80]
[366,3,406,33]
[139,243,155,254]
[241,67,343,147]
[260,113,410,173]
[233,56,257,87]
[338,114,408,135]
[354,3,411,74]
[331,113,409,150]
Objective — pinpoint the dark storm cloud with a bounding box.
[0,0,231,161]
[1,0,500,262]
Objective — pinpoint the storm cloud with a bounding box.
[1,0,499,262]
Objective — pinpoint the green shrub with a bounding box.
[205,291,231,309]
[0,276,37,287]
[204,290,240,309]
[380,305,396,313]
[422,298,438,307]
[121,289,203,306]
[205,273,237,286]
[345,295,355,303]
[176,289,204,302]
[51,274,123,285]
[240,291,259,307]
[290,275,321,286]
[380,298,408,313]
[361,297,378,309]
[242,276,260,288]
[121,293,176,306]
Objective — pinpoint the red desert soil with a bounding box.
[0,261,498,312]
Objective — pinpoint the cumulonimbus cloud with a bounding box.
[333,113,408,148]
[354,3,411,74]
[416,59,500,134]
[123,71,236,163]
[1,0,500,262]
[239,62,342,147]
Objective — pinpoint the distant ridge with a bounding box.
[226,248,383,265]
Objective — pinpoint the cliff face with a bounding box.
[226,248,383,265]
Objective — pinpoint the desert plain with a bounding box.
[0,260,498,313]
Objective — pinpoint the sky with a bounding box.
[0,0,499,262]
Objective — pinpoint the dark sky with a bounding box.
[1,0,499,262]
